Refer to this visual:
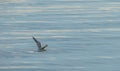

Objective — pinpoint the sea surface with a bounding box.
[0,0,120,71]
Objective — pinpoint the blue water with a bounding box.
[0,0,120,71]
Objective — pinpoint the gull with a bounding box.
[32,36,48,52]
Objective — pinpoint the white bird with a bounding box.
[32,36,48,52]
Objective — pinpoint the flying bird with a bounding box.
[32,36,48,52]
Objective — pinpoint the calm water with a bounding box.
[0,0,120,71]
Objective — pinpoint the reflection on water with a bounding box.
[0,0,120,71]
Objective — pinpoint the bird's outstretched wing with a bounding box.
[41,44,48,50]
[32,36,41,49]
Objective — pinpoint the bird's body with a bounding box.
[32,36,48,52]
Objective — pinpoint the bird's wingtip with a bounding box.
[32,36,34,38]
